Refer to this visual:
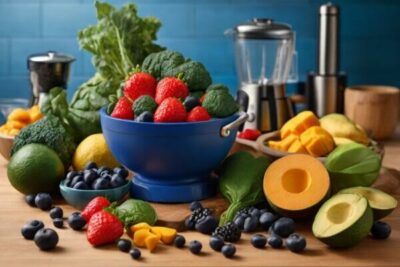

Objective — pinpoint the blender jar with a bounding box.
[227,18,297,132]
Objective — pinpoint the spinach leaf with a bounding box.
[218,152,270,226]
[106,199,157,227]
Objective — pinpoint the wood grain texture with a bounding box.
[1,127,400,267]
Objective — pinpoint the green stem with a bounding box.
[219,202,243,226]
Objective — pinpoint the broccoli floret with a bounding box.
[133,95,157,116]
[11,115,76,169]
[142,50,212,91]
[206,84,229,93]
[202,89,239,118]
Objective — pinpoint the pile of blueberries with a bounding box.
[63,162,129,190]
[22,192,88,251]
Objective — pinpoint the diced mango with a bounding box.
[7,120,26,130]
[288,139,308,154]
[132,228,160,252]
[280,111,320,139]
[8,108,31,124]
[150,226,177,245]
[300,126,335,157]
[268,140,284,151]
[130,222,151,233]
[145,234,160,252]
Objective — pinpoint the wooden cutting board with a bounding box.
[150,166,400,231]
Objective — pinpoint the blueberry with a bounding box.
[110,174,126,188]
[371,221,391,239]
[259,212,278,230]
[195,215,218,234]
[267,235,283,248]
[271,217,295,238]
[190,201,203,211]
[250,208,261,218]
[174,235,186,248]
[188,240,202,254]
[21,220,44,240]
[66,171,77,180]
[183,96,200,112]
[71,175,83,188]
[73,181,89,190]
[83,170,98,185]
[25,194,36,207]
[85,161,97,170]
[114,167,129,179]
[209,236,224,252]
[97,167,112,176]
[67,213,86,230]
[135,111,154,122]
[64,178,72,188]
[259,209,269,214]
[233,215,245,230]
[117,239,132,252]
[243,216,258,232]
[92,178,111,190]
[286,233,306,253]
[49,207,63,219]
[53,218,64,229]
[184,217,195,230]
[221,244,236,258]
[34,228,59,251]
[34,193,53,211]
[251,234,267,249]
[129,248,141,260]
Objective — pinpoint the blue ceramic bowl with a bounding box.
[100,108,243,203]
[59,180,131,210]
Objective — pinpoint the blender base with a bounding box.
[130,174,217,203]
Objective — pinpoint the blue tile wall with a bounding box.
[0,0,399,100]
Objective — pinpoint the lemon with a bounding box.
[72,133,119,170]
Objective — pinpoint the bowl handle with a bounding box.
[220,112,249,137]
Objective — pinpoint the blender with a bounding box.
[227,18,297,132]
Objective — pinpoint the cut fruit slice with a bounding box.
[312,193,373,248]
[288,138,307,154]
[338,187,398,220]
[280,111,320,139]
[151,226,177,245]
[263,154,331,218]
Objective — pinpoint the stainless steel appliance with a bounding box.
[227,18,297,132]
[27,51,75,106]
[307,3,347,117]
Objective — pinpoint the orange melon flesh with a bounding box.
[264,154,330,217]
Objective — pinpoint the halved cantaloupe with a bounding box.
[263,154,330,218]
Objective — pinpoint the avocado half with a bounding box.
[312,193,373,248]
[338,187,398,220]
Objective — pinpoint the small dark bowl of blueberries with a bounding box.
[59,162,131,210]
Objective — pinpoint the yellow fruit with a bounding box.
[72,133,119,170]
[150,226,177,245]
[8,108,31,123]
[280,111,320,139]
[300,126,335,157]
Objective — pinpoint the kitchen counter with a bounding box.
[0,127,399,267]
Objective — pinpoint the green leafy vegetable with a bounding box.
[133,95,157,116]
[218,152,270,226]
[142,50,212,91]
[107,199,157,227]
[42,1,163,142]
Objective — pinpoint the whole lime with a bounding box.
[7,144,65,194]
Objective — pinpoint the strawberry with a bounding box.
[155,77,189,105]
[111,96,134,120]
[154,97,187,123]
[187,106,211,122]
[238,128,262,141]
[81,196,110,222]
[124,72,157,102]
[86,211,124,246]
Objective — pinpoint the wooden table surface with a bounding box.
[0,127,399,267]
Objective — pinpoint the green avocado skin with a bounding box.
[314,203,373,248]
[329,171,379,193]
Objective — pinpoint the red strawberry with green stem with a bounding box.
[155,76,189,105]
[124,72,157,102]
[187,106,211,122]
[86,211,124,246]
[81,197,110,222]
[111,96,134,120]
[154,97,187,123]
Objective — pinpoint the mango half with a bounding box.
[325,143,381,192]
[263,154,330,218]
